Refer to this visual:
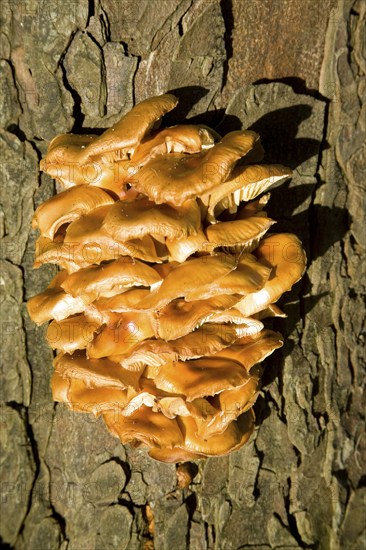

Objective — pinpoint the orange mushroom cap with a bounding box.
[133,254,237,311]
[205,216,275,252]
[206,164,291,221]
[211,329,283,372]
[104,405,184,449]
[166,229,208,263]
[156,295,241,340]
[32,185,114,239]
[185,253,271,302]
[51,372,129,415]
[87,310,156,359]
[54,350,142,390]
[235,233,306,317]
[154,356,251,401]
[175,410,255,457]
[131,124,216,165]
[79,94,178,162]
[60,257,162,304]
[46,314,101,354]
[194,366,262,438]
[103,196,201,242]
[30,93,306,464]
[131,131,260,206]
[121,322,250,370]
[27,270,85,324]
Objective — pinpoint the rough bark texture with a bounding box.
[0,0,365,549]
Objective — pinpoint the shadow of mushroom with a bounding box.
[206,86,348,433]
[164,86,210,122]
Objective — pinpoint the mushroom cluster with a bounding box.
[28,94,306,463]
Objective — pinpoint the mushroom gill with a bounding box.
[28,93,306,463]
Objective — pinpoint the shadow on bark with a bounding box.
[162,85,350,439]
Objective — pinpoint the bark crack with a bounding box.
[220,0,234,90]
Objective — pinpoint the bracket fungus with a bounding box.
[28,94,306,463]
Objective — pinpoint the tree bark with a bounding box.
[1,0,365,549]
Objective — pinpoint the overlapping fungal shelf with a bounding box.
[28,94,306,463]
